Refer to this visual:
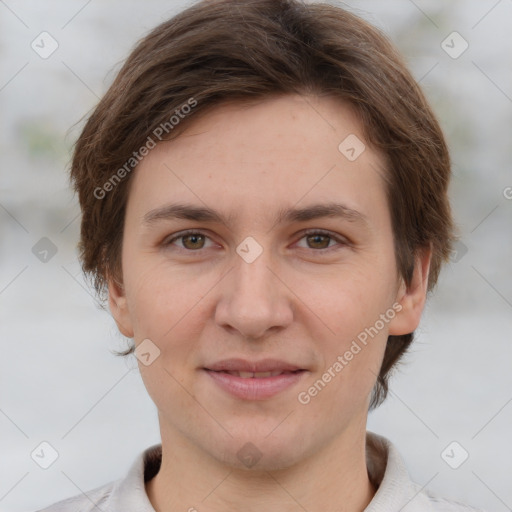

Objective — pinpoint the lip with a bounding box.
[205,358,304,373]
[204,368,307,400]
[203,358,308,400]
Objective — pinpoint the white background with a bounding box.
[1,1,511,511]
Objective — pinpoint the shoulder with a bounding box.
[33,443,161,512]
[365,432,487,512]
[34,480,116,512]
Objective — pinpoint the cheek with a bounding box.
[297,266,393,391]
[123,255,217,340]
[298,263,397,337]
[127,264,210,401]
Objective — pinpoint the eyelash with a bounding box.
[163,229,349,254]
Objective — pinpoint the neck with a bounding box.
[146,425,376,512]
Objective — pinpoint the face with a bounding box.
[109,94,429,471]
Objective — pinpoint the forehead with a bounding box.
[128,94,389,230]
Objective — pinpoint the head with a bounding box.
[70,0,454,468]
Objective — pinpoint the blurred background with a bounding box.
[1,0,511,510]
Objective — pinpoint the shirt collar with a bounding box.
[104,431,427,511]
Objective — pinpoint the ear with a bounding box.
[388,245,432,336]
[107,275,135,338]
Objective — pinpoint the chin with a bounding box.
[223,446,304,473]
[209,429,310,472]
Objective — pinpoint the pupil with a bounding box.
[309,234,328,248]
[186,234,202,248]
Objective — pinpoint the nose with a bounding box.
[214,247,294,340]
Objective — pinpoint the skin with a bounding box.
[108,94,431,512]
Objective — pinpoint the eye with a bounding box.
[295,229,349,251]
[163,230,215,251]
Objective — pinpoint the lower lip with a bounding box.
[204,369,307,400]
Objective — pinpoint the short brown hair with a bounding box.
[70,0,454,409]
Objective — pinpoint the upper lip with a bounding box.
[204,358,304,373]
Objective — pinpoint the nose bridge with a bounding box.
[236,245,274,295]
[233,243,278,311]
[215,241,292,338]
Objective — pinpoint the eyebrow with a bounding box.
[142,201,368,229]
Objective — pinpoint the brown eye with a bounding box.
[305,233,332,249]
[181,233,206,250]
[296,230,347,251]
[164,230,213,251]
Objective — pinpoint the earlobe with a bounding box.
[107,277,135,338]
[388,246,432,336]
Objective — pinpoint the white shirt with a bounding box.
[36,432,484,511]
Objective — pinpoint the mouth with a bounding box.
[204,357,306,374]
[207,369,304,378]
[202,360,309,401]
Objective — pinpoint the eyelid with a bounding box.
[298,228,351,249]
[163,229,217,250]
[163,228,350,252]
